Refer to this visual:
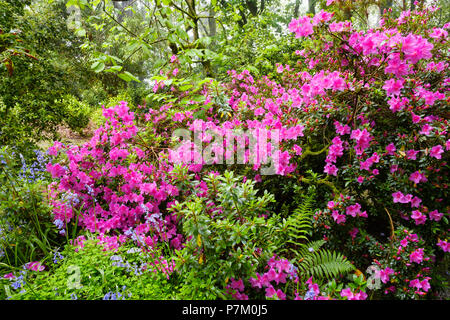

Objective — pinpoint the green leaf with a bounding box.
[178,84,193,91]
[117,71,141,83]
[104,65,123,73]
[90,61,105,73]
[75,28,86,37]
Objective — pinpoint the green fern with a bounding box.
[297,244,355,279]
[281,192,355,280]
[285,193,315,245]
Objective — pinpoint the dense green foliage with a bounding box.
[0,0,449,301]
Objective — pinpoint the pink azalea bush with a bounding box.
[41,4,448,300]
[47,102,184,251]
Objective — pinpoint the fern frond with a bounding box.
[298,249,355,279]
[285,193,315,245]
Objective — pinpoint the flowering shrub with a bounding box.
[5,4,447,300]
[46,103,183,252]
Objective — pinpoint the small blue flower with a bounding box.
[53,250,64,264]
[54,219,64,229]
[304,288,316,300]
[11,281,22,290]
[110,255,123,261]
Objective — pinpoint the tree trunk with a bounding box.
[308,0,316,15]
[343,7,352,20]
[294,0,300,18]
[259,0,265,14]
[246,0,258,16]
[208,4,216,37]
[185,0,199,41]
[237,8,247,27]
[185,0,213,76]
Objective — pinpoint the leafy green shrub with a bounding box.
[170,171,281,299]
[2,238,177,300]
[80,84,108,109]
[60,95,92,134]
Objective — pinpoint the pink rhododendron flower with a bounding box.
[409,171,427,184]
[411,210,427,225]
[349,227,359,240]
[350,128,372,155]
[428,27,448,39]
[429,145,443,159]
[411,112,421,124]
[379,267,394,284]
[312,10,334,25]
[293,144,303,156]
[400,238,408,247]
[429,210,443,222]
[46,163,66,178]
[437,240,449,252]
[4,273,15,280]
[340,288,367,300]
[390,164,399,173]
[406,149,419,160]
[392,191,412,204]
[382,78,405,96]
[410,196,422,208]
[331,210,346,224]
[346,203,361,217]
[421,278,431,292]
[324,163,338,176]
[265,285,286,300]
[401,34,433,64]
[334,121,350,135]
[409,279,422,290]
[48,141,63,156]
[419,124,433,136]
[289,16,314,38]
[386,143,396,155]
[230,278,245,292]
[409,248,424,264]
[385,54,410,77]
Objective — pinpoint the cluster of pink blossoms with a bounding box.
[47,102,184,251]
[340,287,368,300]
[249,256,298,300]
[24,261,45,272]
[392,191,443,225]
[326,195,367,225]
[324,135,345,176]
[437,240,449,252]
[226,278,248,300]
[409,277,431,296]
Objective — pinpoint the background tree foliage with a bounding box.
[0,0,448,154]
